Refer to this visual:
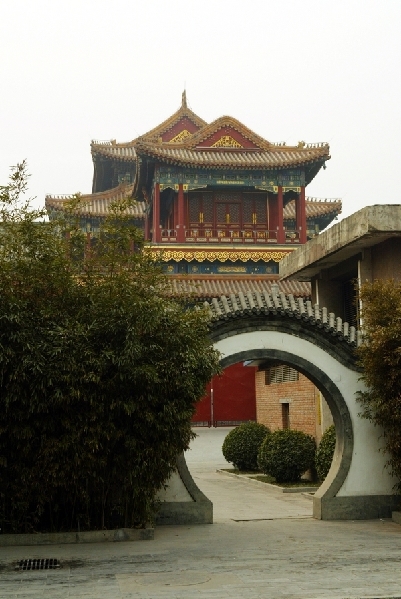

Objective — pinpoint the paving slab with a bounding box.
[1,428,401,598]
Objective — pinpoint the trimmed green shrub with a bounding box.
[315,425,336,481]
[258,429,316,483]
[222,422,270,471]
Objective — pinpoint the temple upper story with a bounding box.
[45,94,341,298]
[49,93,338,242]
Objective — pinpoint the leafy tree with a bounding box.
[357,279,401,490]
[0,162,220,533]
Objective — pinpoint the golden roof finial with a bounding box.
[182,90,187,109]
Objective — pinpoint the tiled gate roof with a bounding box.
[204,284,359,346]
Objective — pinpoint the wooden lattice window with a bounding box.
[254,197,267,224]
[214,192,241,203]
[189,194,201,223]
[203,194,213,223]
[216,203,226,224]
[230,203,240,224]
[242,193,267,226]
[242,196,253,225]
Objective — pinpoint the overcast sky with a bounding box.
[1,0,400,222]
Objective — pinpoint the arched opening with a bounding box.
[207,313,362,520]
[217,345,352,519]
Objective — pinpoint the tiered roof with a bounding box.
[45,94,336,304]
[135,115,330,173]
[91,93,330,178]
[91,91,207,163]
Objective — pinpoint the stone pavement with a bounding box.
[1,427,401,598]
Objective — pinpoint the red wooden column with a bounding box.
[296,186,307,243]
[177,183,185,243]
[152,183,161,243]
[277,186,285,244]
[173,189,178,232]
[144,209,150,241]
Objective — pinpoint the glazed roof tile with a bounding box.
[45,184,146,218]
[168,277,311,299]
[204,287,359,346]
[90,141,137,162]
[284,198,342,219]
[134,141,330,170]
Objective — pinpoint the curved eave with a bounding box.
[91,143,137,163]
[45,184,145,219]
[135,145,330,172]
[285,199,342,221]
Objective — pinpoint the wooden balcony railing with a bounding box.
[160,229,301,244]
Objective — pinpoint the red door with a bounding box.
[192,363,257,426]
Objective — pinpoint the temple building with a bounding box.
[45,93,341,433]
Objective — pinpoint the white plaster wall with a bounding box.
[215,331,394,497]
[156,471,193,502]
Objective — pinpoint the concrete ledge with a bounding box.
[157,501,212,525]
[0,527,154,546]
[217,469,318,493]
[280,204,401,282]
[314,494,400,520]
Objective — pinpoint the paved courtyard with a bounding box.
[1,427,401,598]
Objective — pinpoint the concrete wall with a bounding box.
[371,238,401,281]
[312,278,344,319]
[280,205,401,282]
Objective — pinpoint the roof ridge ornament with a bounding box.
[182,90,187,109]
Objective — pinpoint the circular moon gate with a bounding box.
[157,291,398,524]
[207,290,397,521]
[211,322,354,521]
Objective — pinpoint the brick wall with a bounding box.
[255,368,324,439]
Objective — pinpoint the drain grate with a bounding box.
[15,558,60,571]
